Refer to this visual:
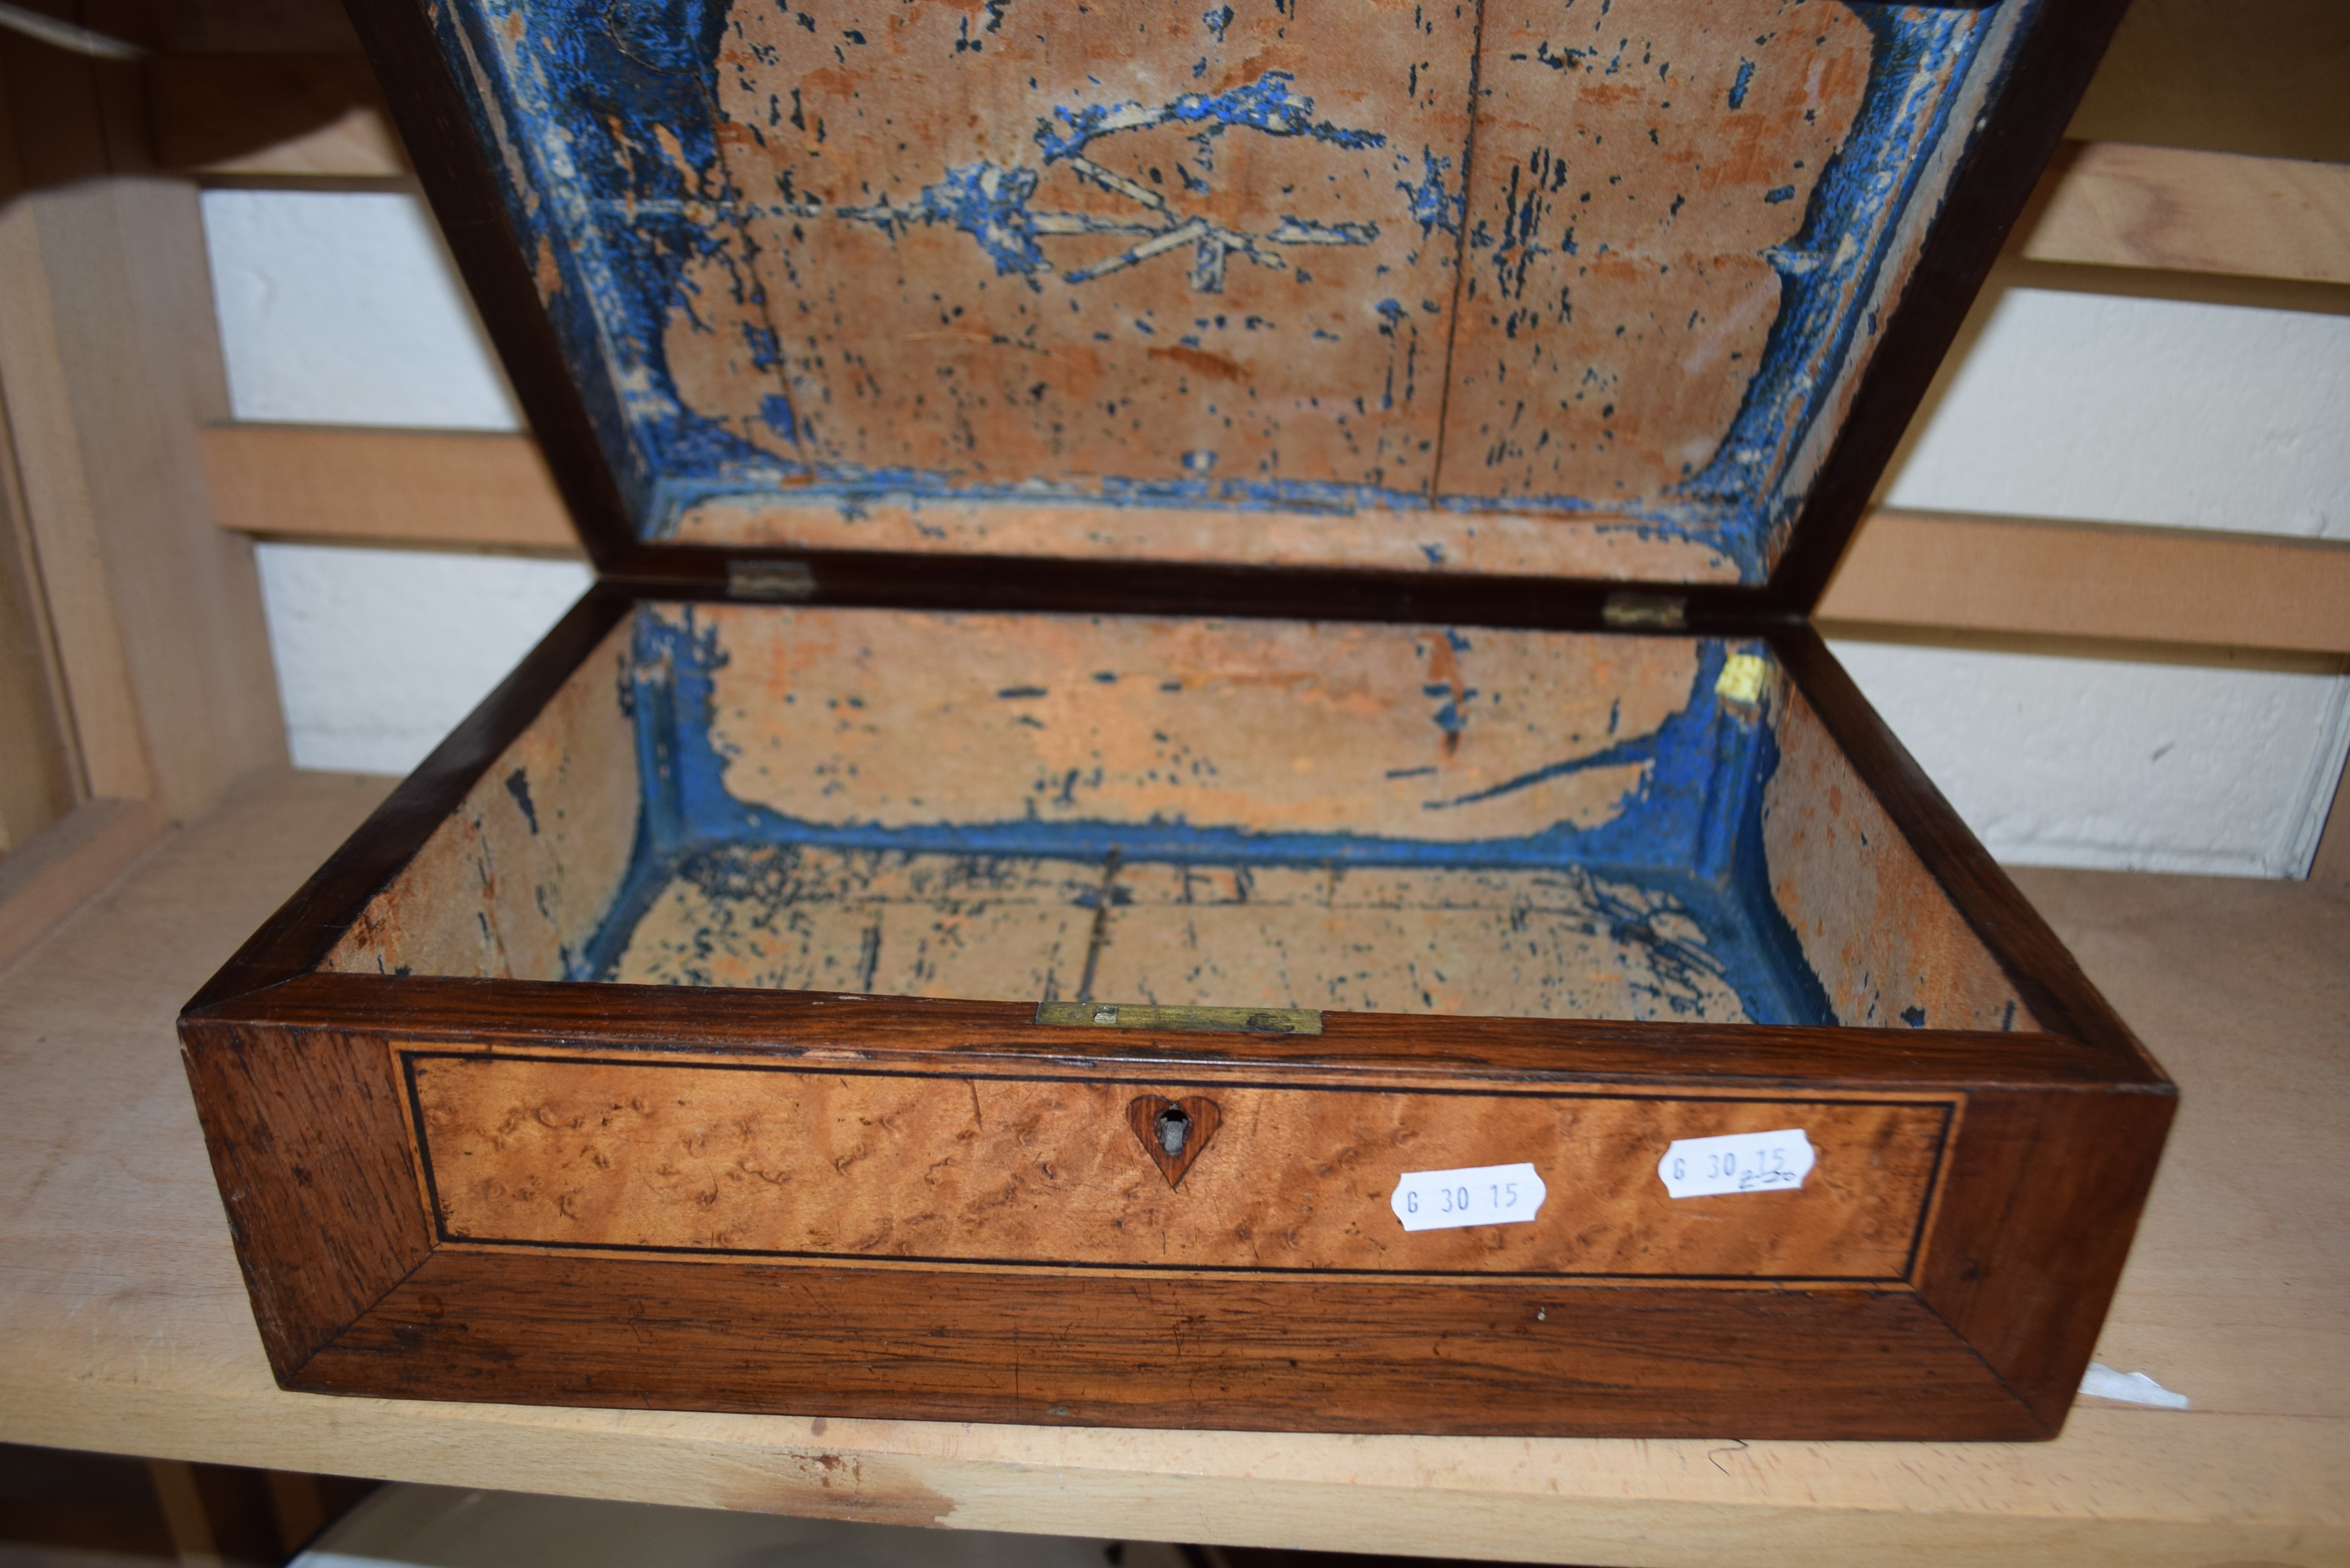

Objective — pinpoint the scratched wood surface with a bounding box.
[1762,683,2040,1033]
[611,847,1755,1020]
[1087,860,1753,1019]
[409,1047,1947,1278]
[612,847,1101,998]
[314,600,2038,1035]
[409,0,2021,583]
[323,616,639,982]
[669,492,1744,581]
[715,0,1472,493]
[1439,0,1870,505]
[691,603,1683,840]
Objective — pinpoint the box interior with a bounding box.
[327,605,2038,1033]
[435,0,2030,583]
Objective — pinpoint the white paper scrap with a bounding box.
[1390,1163,1547,1233]
[2079,1362,2190,1409]
[1657,1129,1815,1198]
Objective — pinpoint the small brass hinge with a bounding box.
[1036,1001,1324,1035]
[726,558,817,602]
[1602,591,1687,630]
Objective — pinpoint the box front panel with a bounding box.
[403,1046,1953,1281]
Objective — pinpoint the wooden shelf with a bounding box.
[1,769,2341,1564]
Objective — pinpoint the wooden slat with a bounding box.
[1821,511,2350,657]
[0,78,153,804]
[2022,143,2350,286]
[146,55,409,181]
[200,424,2350,659]
[2,36,288,824]
[200,424,576,552]
[2063,0,2350,167]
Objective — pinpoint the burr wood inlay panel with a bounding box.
[404,1049,1953,1280]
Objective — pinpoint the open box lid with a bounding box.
[355,0,2120,620]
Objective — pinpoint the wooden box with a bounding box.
[182,0,2173,1439]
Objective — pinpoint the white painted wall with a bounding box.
[202,189,522,431]
[207,191,2350,876]
[254,544,592,774]
[1828,641,2350,878]
[1888,290,2350,539]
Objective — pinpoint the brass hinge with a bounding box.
[1602,591,1687,630]
[726,558,818,602]
[1036,1001,1324,1035]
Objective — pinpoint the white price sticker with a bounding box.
[1657,1129,1815,1198]
[1390,1163,1547,1233]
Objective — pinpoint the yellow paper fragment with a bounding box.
[1716,652,1768,706]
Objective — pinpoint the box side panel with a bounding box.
[1761,681,2040,1032]
[321,614,640,982]
[674,603,1712,847]
[1920,1084,2177,1426]
[297,1250,2036,1438]
[178,1020,435,1381]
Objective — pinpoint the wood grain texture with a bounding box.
[689,605,1692,842]
[322,612,636,982]
[180,1019,434,1382]
[0,371,76,850]
[1913,1082,2174,1429]
[0,39,286,822]
[195,0,2176,1447]
[2022,142,2350,286]
[197,415,2350,658]
[406,1047,1950,1280]
[1438,0,1870,506]
[1820,511,2350,657]
[190,585,632,1008]
[1763,678,2039,1032]
[0,88,153,804]
[1127,1092,1220,1189]
[199,972,2157,1088]
[301,1249,2033,1438]
[200,425,575,552]
[0,796,167,973]
[7,773,2334,1562]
